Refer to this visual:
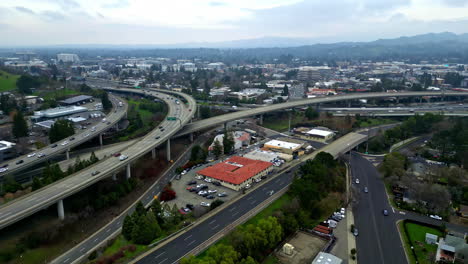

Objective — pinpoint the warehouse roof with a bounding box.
[306,129,334,137]
[264,139,302,150]
[197,156,272,185]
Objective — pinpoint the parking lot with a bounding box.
[165,163,240,213]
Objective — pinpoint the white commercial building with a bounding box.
[32,106,88,121]
[57,53,80,63]
[305,129,335,142]
[0,141,16,162]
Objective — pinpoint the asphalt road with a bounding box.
[0,94,127,177]
[352,152,468,264]
[0,90,194,230]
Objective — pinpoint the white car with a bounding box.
[245,184,251,189]
[208,190,217,194]
[0,168,8,173]
[355,179,360,184]
[181,170,187,175]
[254,178,262,183]
[37,153,45,158]
[204,178,212,183]
[27,153,36,158]
[195,175,204,180]
[430,215,442,220]
[198,191,207,196]
[61,141,69,146]
[340,208,346,214]
[200,202,211,207]
[119,155,128,161]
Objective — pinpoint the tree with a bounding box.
[223,131,234,154]
[206,244,240,264]
[282,84,289,96]
[212,139,222,159]
[210,199,224,210]
[131,213,158,244]
[16,75,39,94]
[89,151,99,163]
[204,79,211,95]
[49,120,75,143]
[135,201,146,217]
[150,199,164,224]
[305,106,319,120]
[122,214,134,240]
[240,257,257,264]
[32,177,43,191]
[12,111,28,138]
[101,91,112,111]
[200,106,211,119]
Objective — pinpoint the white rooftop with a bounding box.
[306,129,334,137]
[0,141,15,151]
[264,139,301,150]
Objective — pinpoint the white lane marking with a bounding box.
[247,196,253,200]
[208,219,216,225]
[228,206,237,212]
[64,258,70,263]
[392,207,395,213]
[211,224,219,230]
[250,200,257,205]
[232,211,239,217]
[184,235,192,241]
[80,247,85,252]
[155,251,166,259]
[187,240,196,246]
[106,229,111,233]
[399,211,406,215]
[93,238,99,243]
[117,221,121,225]
[160,258,168,263]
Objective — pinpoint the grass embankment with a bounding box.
[87,235,147,264]
[400,221,443,264]
[36,88,81,101]
[0,71,19,92]
[117,98,163,141]
[355,118,394,128]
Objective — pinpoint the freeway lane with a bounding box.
[0,90,194,230]
[136,169,296,264]
[0,94,127,177]
[175,91,468,137]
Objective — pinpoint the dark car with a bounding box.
[113,152,121,157]
[51,144,58,148]
[91,171,100,176]
[383,209,389,216]
[213,181,221,186]
[155,136,160,140]
[16,160,24,165]
[187,180,197,185]
[159,126,163,129]
[186,204,195,210]
[69,137,75,141]
[206,195,215,199]
[1,164,8,168]
[261,176,267,180]
[190,187,200,192]
[160,128,165,132]
[200,185,208,190]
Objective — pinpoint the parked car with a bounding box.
[340,208,346,214]
[200,202,211,207]
[204,178,212,183]
[208,189,217,194]
[213,181,221,186]
[195,175,204,180]
[245,184,251,189]
[353,228,359,236]
[206,195,215,199]
[186,186,194,191]
[186,204,195,210]
[254,178,262,183]
[355,178,360,184]
[217,192,227,197]
[187,180,197,185]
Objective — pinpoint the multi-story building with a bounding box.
[57,53,80,63]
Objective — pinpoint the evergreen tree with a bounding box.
[223,131,234,154]
[12,111,28,138]
[305,106,319,120]
[32,177,43,191]
[122,214,134,240]
[212,139,223,159]
[282,84,289,96]
[89,151,99,163]
[100,91,112,111]
[49,120,75,143]
[135,201,146,216]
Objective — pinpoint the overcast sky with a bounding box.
[1,0,468,46]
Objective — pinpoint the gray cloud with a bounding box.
[15,6,36,15]
[443,0,468,6]
[41,10,66,21]
[209,2,226,7]
[55,0,81,10]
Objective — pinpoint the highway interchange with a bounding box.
[1,86,467,263]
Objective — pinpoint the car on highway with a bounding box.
[84,133,90,138]
[37,153,46,158]
[383,209,389,216]
[0,167,8,173]
[355,178,360,184]
[113,152,121,157]
[51,144,58,148]
[160,128,165,132]
[27,153,36,158]
[429,215,442,220]
[364,187,368,193]
[155,136,160,140]
[353,228,359,236]
[200,202,211,207]
[61,141,69,146]
[69,137,75,141]
[159,126,163,129]
[119,155,128,161]
[16,160,24,165]
[91,171,100,176]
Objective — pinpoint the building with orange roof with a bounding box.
[196,156,273,191]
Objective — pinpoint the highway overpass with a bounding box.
[175,91,468,137]
[0,89,195,230]
[0,94,128,177]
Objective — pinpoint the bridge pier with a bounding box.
[126,163,131,179]
[224,122,227,131]
[99,133,103,146]
[152,148,156,159]
[57,199,65,220]
[112,173,117,181]
[315,103,320,110]
[189,133,194,142]
[197,104,201,119]
[166,139,171,161]
[396,97,400,104]
[347,101,351,108]
[66,148,70,160]
[288,111,292,133]
[259,114,263,125]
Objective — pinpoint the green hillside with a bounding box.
[0,71,20,92]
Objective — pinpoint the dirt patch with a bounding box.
[275,231,328,264]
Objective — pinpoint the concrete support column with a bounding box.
[396,97,400,104]
[288,111,292,133]
[99,133,103,146]
[112,173,117,181]
[166,139,171,161]
[57,199,65,220]
[126,163,131,179]
[259,114,263,125]
[347,101,351,108]
[152,148,156,159]
[189,133,194,142]
[224,122,227,131]
[315,103,320,110]
[66,148,70,160]
[197,104,201,119]
[419,97,423,104]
